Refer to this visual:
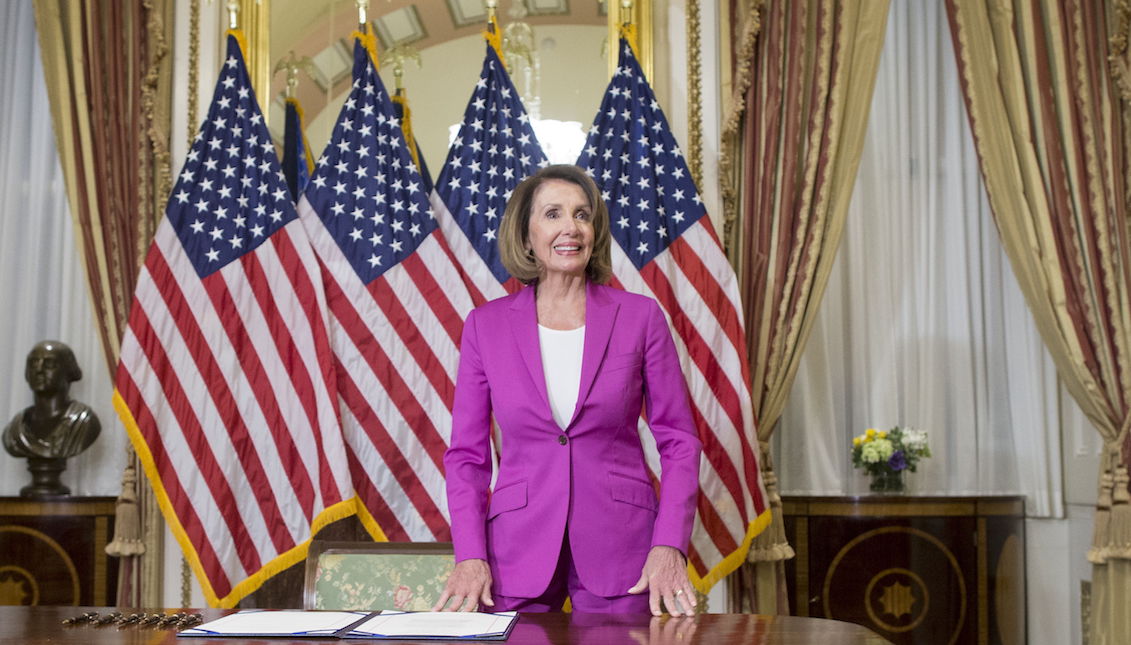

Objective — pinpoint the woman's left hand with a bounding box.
[627,545,697,616]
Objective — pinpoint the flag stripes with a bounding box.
[115,34,353,606]
[578,38,769,588]
[297,39,473,546]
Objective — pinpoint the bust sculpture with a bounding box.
[3,341,100,497]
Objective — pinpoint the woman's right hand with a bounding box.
[432,558,494,612]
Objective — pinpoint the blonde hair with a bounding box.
[497,165,612,285]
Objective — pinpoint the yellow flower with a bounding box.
[853,437,862,447]
[878,431,888,439]
[865,428,877,439]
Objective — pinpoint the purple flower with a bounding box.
[888,450,907,471]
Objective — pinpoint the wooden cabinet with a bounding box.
[0,497,118,606]
[782,495,1025,645]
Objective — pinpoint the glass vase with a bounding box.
[869,469,905,493]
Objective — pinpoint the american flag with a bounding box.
[282,96,313,202]
[432,43,548,305]
[297,39,473,542]
[576,39,770,590]
[114,34,354,607]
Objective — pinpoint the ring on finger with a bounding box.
[674,589,683,596]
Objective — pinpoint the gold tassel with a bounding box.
[1088,464,1113,564]
[106,459,146,557]
[747,443,794,562]
[1106,464,1131,559]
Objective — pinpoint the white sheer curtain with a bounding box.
[775,0,1065,517]
[0,2,125,496]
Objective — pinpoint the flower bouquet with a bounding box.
[851,427,931,493]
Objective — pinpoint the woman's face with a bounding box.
[525,179,594,280]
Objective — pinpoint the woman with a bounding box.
[435,165,701,616]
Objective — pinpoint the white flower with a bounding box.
[903,428,928,452]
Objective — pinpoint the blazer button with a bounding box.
[558,435,568,445]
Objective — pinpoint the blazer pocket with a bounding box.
[602,352,642,373]
[609,473,658,512]
[488,481,528,519]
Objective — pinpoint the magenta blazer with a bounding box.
[445,281,702,598]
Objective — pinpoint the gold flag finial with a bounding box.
[274,51,315,99]
[225,0,239,29]
[386,44,422,92]
[356,0,369,30]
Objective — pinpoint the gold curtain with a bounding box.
[32,0,174,607]
[945,0,1131,642]
[720,0,891,613]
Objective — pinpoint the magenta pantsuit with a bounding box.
[444,281,702,599]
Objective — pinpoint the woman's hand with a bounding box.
[432,558,494,612]
[627,545,697,617]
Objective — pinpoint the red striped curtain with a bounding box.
[721,0,891,612]
[33,0,174,607]
[945,1,1131,640]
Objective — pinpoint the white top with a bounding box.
[538,324,585,430]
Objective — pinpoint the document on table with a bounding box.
[177,610,371,637]
[340,611,519,640]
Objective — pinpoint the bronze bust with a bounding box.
[3,341,100,497]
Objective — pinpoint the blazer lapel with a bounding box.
[507,285,552,418]
[569,282,619,427]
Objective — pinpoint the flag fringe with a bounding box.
[688,506,772,594]
[484,16,505,70]
[114,389,360,608]
[224,29,249,62]
[351,30,380,69]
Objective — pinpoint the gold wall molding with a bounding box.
[238,0,270,105]
[188,0,200,149]
[686,0,703,190]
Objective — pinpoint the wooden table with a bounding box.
[0,606,890,644]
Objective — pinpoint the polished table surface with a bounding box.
[0,606,890,644]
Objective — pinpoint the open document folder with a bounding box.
[176,609,519,640]
[340,611,519,640]
[177,610,371,637]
